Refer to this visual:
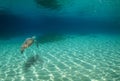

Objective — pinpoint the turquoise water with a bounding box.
[0,34,120,81]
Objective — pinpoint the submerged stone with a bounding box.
[34,0,61,10]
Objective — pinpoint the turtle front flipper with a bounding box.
[20,44,28,54]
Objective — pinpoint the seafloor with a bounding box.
[0,34,120,81]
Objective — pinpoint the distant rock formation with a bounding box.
[0,9,24,40]
[34,0,61,10]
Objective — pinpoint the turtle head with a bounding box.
[32,36,36,39]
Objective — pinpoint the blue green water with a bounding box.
[0,0,120,81]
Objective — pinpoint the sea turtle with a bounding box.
[20,36,36,54]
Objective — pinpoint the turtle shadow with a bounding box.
[23,54,44,72]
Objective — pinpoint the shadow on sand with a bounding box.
[36,33,65,47]
[23,54,44,72]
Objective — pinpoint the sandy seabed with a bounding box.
[0,34,120,81]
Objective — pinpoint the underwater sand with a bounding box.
[0,34,120,81]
